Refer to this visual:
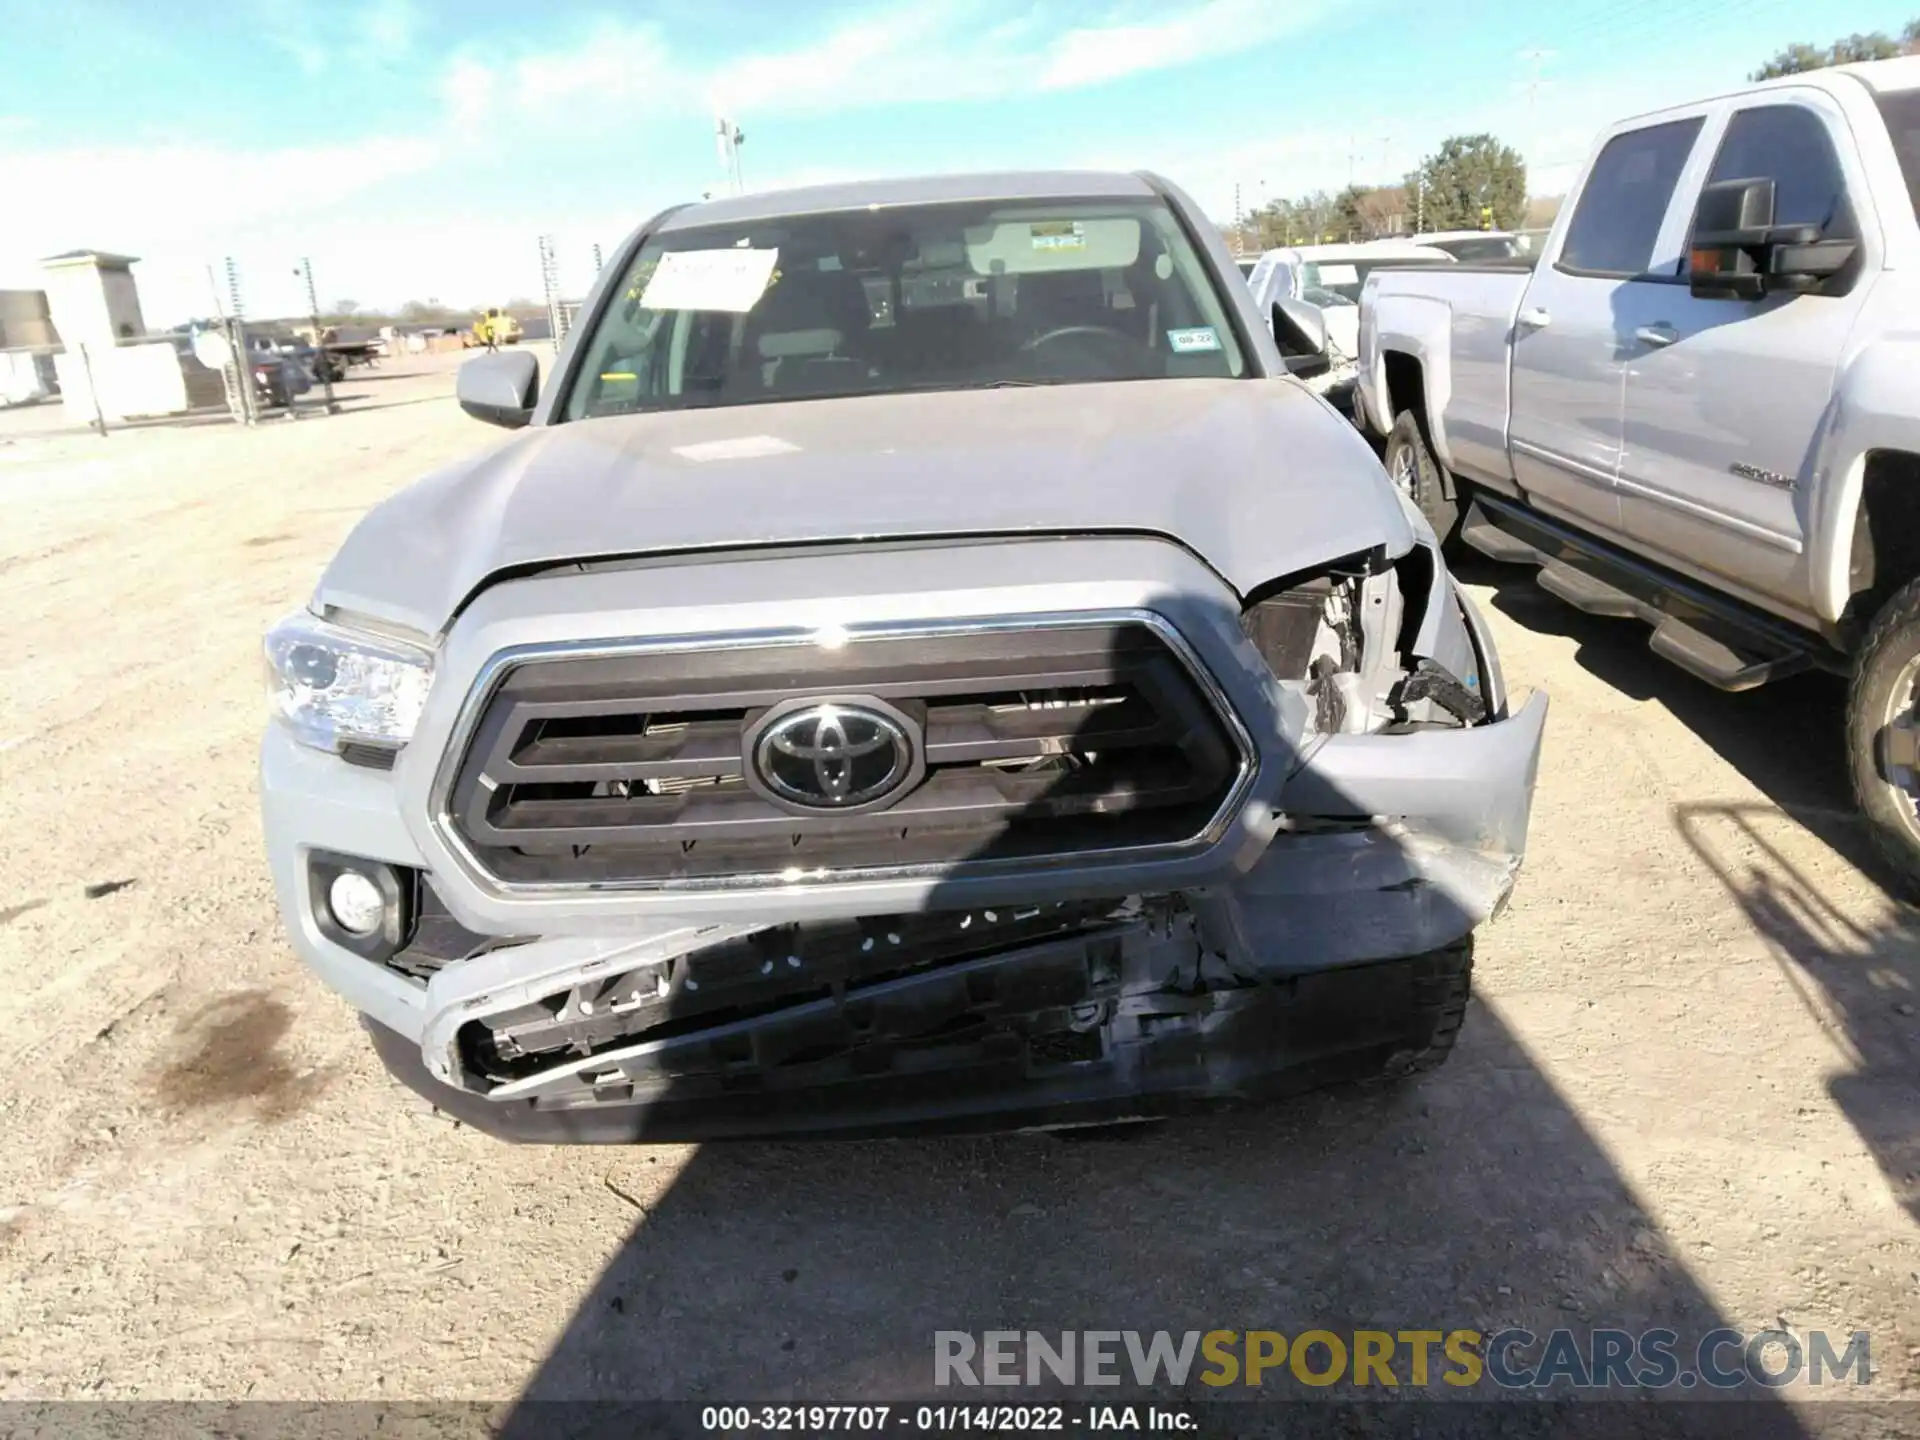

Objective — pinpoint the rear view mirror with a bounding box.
[457,349,539,428]
[1271,298,1331,379]
[1689,176,1857,300]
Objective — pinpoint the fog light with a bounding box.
[328,870,386,935]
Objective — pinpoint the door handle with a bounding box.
[1516,307,1552,330]
[1635,324,1678,348]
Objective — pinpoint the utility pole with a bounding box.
[1232,181,1243,255]
[538,235,566,351]
[715,117,746,194]
[223,256,256,427]
[1347,133,1356,191]
[295,257,339,414]
[1519,47,1555,204]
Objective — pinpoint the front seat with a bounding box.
[1018,268,1109,340]
[743,268,874,397]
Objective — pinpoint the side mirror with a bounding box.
[1689,176,1857,300]
[456,349,539,428]
[1271,298,1331,379]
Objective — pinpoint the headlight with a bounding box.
[263,611,433,752]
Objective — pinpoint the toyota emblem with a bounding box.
[748,700,919,811]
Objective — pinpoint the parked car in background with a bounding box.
[1357,55,1920,890]
[258,169,1546,1142]
[1246,241,1457,360]
[1406,229,1536,262]
[1243,241,1456,422]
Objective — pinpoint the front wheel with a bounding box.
[1846,578,1920,899]
[1378,936,1473,1080]
[1383,410,1463,553]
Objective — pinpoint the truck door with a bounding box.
[1508,116,1706,539]
[1615,94,1871,616]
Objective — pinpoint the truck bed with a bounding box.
[1359,266,1534,487]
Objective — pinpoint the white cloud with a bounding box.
[254,0,421,77]
[360,0,419,63]
[1039,0,1307,90]
[446,0,1340,128]
[0,136,442,305]
[706,6,962,115]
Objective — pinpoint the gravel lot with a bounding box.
[0,353,1915,1426]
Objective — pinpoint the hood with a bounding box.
[315,378,1411,635]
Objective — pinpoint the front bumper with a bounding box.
[259,535,1547,1139]
[260,687,1545,1139]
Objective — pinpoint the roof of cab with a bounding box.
[657,170,1160,231]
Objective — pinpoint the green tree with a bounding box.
[1751,21,1916,79]
[1753,41,1834,78]
[1406,134,1528,232]
[1333,185,1372,242]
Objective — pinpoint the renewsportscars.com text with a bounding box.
[933,1328,1874,1392]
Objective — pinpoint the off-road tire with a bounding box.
[1383,409,1464,553]
[1379,935,1474,1080]
[1846,577,1920,900]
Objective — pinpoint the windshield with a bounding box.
[1878,88,1920,222]
[561,196,1246,420]
[1298,257,1453,306]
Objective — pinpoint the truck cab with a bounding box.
[1358,56,1920,890]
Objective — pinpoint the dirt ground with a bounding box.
[0,353,1915,1424]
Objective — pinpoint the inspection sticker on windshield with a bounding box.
[1029,221,1086,252]
[1166,326,1222,354]
[639,247,780,313]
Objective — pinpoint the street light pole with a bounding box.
[296,257,339,415]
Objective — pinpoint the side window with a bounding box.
[1558,118,1704,277]
[1703,103,1852,235]
[1877,89,1920,222]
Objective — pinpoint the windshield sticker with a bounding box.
[1314,263,1359,286]
[1166,327,1222,354]
[1029,221,1087,253]
[639,247,780,313]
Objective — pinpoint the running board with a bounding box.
[1460,495,1836,692]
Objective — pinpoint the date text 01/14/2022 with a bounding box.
[700,1405,1197,1431]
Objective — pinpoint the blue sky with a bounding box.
[2,0,1914,323]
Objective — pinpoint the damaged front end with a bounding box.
[376,894,1475,1142]
[266,525,1544,1142]
[394,547,1534,1141]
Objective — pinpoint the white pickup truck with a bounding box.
[1357,56,1920,889]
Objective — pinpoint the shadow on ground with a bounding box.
[1464,552,1920,1226]
[1461,553,1885,887]
[1676,802,1920,1224]
[490,1000,1829,1436]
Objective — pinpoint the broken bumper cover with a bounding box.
[260,685,1545,1141]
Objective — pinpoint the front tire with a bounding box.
[1846,578,1920,899]
[1383,410,1463,553]
[1379,936,1473,1079]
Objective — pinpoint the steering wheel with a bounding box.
[1018,324,1142,376]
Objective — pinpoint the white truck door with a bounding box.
[1508,116,1708,539]
[1615,94,1871,615]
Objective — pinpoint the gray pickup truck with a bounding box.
[1359,58,1920,890]
[259,170,1547,1142]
